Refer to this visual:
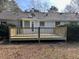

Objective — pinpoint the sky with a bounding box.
[15,0,72,12]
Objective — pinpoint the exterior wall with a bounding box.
[22,21,55,34]
[45,21,55,27]
[6,20,18,27]
[30,21,55,28]
[33,21,39,27]
[7,20,72,34]
[6,20,75,28]
[6,20,70,34]
[60,22,70,25]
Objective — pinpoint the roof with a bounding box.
[0,11,79,22]
[19,12,79,22]
[0,11,28,20]
[27,12,79,21]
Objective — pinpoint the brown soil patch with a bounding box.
[0,43,79,59]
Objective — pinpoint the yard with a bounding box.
[0,42,79,59]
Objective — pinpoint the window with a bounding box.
[24,21,30,27]
[40,21,45,27]
[1,22,7,24]
[20,20,22,28]
[55,22,60,26]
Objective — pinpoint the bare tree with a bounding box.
[0,0,5,12]
[48,6,58,12]
[29,0,50,12]
[0,0,21,12]
[64,0,79,13]
[64,5,75,13]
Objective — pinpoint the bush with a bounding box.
[67,24,79,42]
[0,24,9,36]
[8,24,16,27]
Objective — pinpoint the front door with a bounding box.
[32,22,34,31]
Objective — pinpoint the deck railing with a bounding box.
[10,27,67,40]
[16,27,54,34]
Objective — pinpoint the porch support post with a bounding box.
[22,20,25,28]
[38,27,40,43]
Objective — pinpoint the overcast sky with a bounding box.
[15,0,72,12]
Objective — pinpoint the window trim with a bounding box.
[24,21,30,27]
[40,21,45,27]
[55,21,60,26]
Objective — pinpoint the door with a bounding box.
[32,22,34,31]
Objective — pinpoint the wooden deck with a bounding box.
[10,34,66,41]
[10,27,67,41]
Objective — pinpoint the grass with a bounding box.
[0,42,79,59]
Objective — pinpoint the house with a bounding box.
[1,10,79,40]
[19,11,79,29]
[0,10,79,34]
[0,10,79,27]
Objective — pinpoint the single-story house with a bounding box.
[0,10,79,34]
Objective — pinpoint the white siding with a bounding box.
[30,21,55,28]
[34,21,39,27]
[45,21,55,27]
[60,22,70,25]
[7,20,18,26]
[22,21,55,34]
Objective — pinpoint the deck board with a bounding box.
[10,34,66,40]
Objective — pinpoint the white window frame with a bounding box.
[40,21,45,27]
[24,21,30,27]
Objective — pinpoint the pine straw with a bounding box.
[0,43,79,59]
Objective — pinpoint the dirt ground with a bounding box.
[0,42,79,59]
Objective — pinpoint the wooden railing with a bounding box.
[10,27,17,37]
[53,26,67,37]
[9,27,67,40]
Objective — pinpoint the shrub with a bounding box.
[0,24,9,36]
[67,24,79,42]
[8,24,16,27]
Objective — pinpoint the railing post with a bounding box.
[38,27,40,43]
